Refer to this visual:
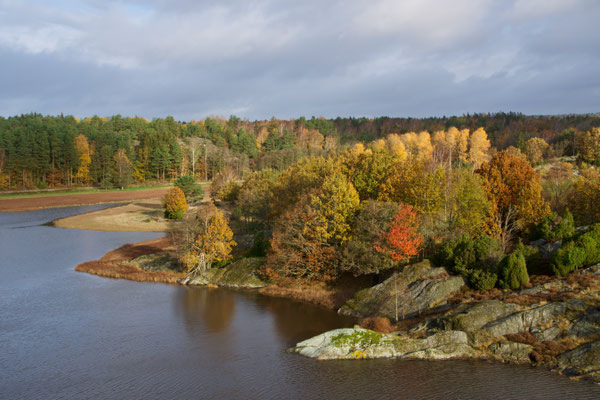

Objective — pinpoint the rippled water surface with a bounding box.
[1,206,600,399]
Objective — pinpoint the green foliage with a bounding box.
[435,234,502,289]
[175,175,204,200]
[436,235,501,275]
[534,210,575,242]
[497,251,529,290]
[468,269,498,291]
[551,229,600,276]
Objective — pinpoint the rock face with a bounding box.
[339,260,465,320]
[292,264,600,384]
[557,340,600,381]
[291,327,477,360]
[181,257,268,288]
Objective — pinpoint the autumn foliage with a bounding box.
[163,186,188,219]
[374,204,423,262]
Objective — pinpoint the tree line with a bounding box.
[1,112,599,190]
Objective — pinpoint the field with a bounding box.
[0,187,170,212]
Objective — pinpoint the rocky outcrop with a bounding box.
[181,257,268,288]
[292,265,600,384]
[291,327,477,360]
[339,260,465,320]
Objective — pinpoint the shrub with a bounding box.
[175,175,204,200]
[497,251,529,290]
[468,269,498,290]
[163,187,188,219]
[534,210,575,242]
[435,235,501,275]
[551,229,600,276]
[218,180,241,202]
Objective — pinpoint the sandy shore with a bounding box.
[53,198,171,232]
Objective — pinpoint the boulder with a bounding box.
[339,260,465,320]
[290,328,477,360]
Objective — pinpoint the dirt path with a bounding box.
[0,188,170,212]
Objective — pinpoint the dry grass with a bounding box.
[76,261,185,283]
[359,317,396,333]
[448,273,600,306]
[75,236,184,284]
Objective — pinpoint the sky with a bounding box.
[0,0,599,121]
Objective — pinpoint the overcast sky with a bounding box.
[1,0,599,121]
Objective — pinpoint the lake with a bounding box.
[1,206,599,399]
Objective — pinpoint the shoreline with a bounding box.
[75,236,185,284]
[75,234,600,386]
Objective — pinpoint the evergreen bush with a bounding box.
[497,251,529,290]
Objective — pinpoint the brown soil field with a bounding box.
[53,198,170,232]
[0,188,170,212]
[75,236,185,284]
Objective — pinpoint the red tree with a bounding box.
[374,204,423,262]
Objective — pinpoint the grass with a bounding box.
[76,261,185,284]
[74,236,185,284]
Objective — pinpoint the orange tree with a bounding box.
[476,151,550,250]
[163,186,188,219]
[374,203,424,263]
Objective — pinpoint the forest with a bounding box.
[1,112,599,190]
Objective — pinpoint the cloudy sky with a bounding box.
[1,0,599,120]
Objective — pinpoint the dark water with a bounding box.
[1,206,600,399]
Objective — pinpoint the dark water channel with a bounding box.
[1,206,600,399]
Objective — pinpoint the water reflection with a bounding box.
[174,285,355,346]
[252,294,356,346]
[176,286,236,334]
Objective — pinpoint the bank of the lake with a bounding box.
[3,206,600,399]
[76,230,600,386]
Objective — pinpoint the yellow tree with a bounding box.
[306,173,360,245]
[386,134,408,160]
[163,186,188,219]
[468,128,491,168]
[524,137,549,165]
[575,128,600,163]
[190,202,236,273]
[74,134,92,184]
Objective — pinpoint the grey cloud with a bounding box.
[0,0,598,120]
